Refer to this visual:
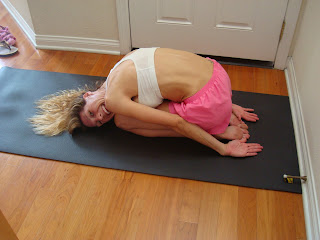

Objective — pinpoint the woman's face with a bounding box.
[79,91,114,127]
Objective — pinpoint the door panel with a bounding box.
[129,0,288,61]
[156,0,195,25]
[215,0,256,31]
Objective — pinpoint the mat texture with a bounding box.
[0,67,301,193]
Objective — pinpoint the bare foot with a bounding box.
[230,113,248,129]
[214,126,250,141]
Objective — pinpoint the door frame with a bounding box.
[116,0,301,70]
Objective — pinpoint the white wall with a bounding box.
[7,0,34,31]
[290,0,320,237]
[27,0,118,40]
[3,0,120,54]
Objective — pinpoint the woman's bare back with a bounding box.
[107,48,214,103]
[154,48,213,101]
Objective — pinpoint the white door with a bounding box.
[129,0,288,61]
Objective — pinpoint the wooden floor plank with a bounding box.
[0,157,54,233]
[132,176,182,240]
[238,187,257,240]
[0,209,18,240]
[293,193,307,240]
[32,164,86,240]
[257,190,299,240]
[17,187,55,240]
[51,166,98,240]
[196,183,221,240]
[174,221,198,240]
[215,185,239,240]
[178,180,204,224]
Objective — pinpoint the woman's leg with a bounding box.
[115,100,248,140]
[229,112,248,129]
[114,101,184,137]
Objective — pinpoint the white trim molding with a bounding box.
[116,0,132,54]
[274,0,302,70]
[1,0,36,45]
[285,57,320,240]
[36,35,120,55]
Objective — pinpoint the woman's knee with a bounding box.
[114,115,131,130]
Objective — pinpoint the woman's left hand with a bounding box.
[232,104,259,122]
[225,140,263,157]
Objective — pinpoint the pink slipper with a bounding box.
[0,26,16,46]
[0,26,9,33]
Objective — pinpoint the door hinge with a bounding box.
[279,20,286,42]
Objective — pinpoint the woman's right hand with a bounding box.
[225,140,263,157]
[232,104,259,122]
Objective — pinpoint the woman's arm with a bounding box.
[108,97,262,157]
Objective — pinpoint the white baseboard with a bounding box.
[285,57,320,240]
[2,0,120,55]
[36,35,120,55]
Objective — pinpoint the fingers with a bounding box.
[241,107,259,121]
[245,112,258,118]
[243,112,259,122]
[226,140,262,157]
[245,144,263,156]
[247,143,263,153]
[246,143,263,148]
[235,107,259,122]
[246,152,258,157]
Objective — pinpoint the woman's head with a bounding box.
[29,81,111,136]
[79,89,114,128]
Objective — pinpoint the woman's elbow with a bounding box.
[114,114,130,130]
[172,116,187,133]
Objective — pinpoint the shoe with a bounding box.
[0,41,18,56]
[0,25,16,46]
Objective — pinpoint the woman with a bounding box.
[30,48,262,157]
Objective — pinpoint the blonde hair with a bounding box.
[29,83,102,136]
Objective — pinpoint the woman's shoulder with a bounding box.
[107,61,138,96]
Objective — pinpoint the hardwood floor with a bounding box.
[0,3,306,240]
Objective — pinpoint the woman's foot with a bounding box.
[214,125,250,142]
[230,113,248,129]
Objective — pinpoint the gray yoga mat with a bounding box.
[0,67,301,193]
